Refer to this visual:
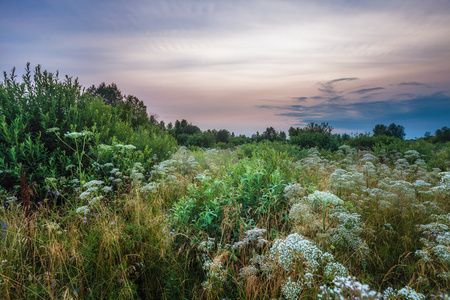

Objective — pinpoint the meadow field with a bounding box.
[1,66,450,299]
[1,142,450,299]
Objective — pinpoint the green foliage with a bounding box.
[2,63,450,299]
[0,64,176,202]
[436,126,450,143]
[373,123,406,140]
[346,133,400,150]
[288,122,339,150]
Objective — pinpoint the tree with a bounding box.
[87,82,123,106]
[216,129,230,143]
[262,127,278,141]
[373,123,405,140]
[435,126,450,142]
[118,94,149,128]
[373,124,388,136]
[387,123,405,140]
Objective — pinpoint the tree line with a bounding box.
[87,80,449,149]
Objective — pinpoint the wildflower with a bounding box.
[64,130,92,139]
[306,191,344,207]
[46,127,60,133]
[83,180,104,188]
[89,196,103,206]
[233,228,268,249]
[5,196,17,203]
[101,186,113,193]
[281,277,303,300]
[239,265,258,277]
[396,287,425,300]
[76,206,90,214]
[324,262,347,280]
[284,184,307,201]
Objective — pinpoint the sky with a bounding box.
[1,0,450,139]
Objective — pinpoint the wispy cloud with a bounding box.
[290,97,308,102]
[398,82,431,88]
[317,78,359,95]
[351,87,385,94]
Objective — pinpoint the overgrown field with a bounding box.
[1,142,450,299]
[1,65,450,299]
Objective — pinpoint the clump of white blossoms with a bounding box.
[305,190,344,211]
[233,228,268,249]
[130,162,145,185]
[329,210,369,260]
[416,214,450,269]
[64,130,92,139]
[318,276,380,299]
[238,265,258,278]
[284,184,307,203]
[201,256,227,292]
[289,202,315,227]
[329,168,364,197]
[196,237,229,292]
[382,286,426,300]
[282,277,303,300]
[75,205,90,214]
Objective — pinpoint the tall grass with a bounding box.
[1,143,449,299]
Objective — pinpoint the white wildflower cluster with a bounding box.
[130,162,145,185]
[289,202,314,226]
[79,187,99,200]
[318,276,380,299]
[233,228,268,249]
[306,190,344,208]
[88,195,103,206]
[377,179,416,201]
[361,153,378,163]
[338,145,355,156]
[384,286,425,300]
[270,233,323,272]
[114,144,137,151]
[404,150,421,163]
[44,221,61,231]
[83,180,104,188]
[198,237,216,253]
[151,159,178,177]
[5,196,17,203]
[425,172,450,196]
[281,277,303,300]
[63,130,92,139]
[197,237,229,292]
[238,265,258,277]
[76,205,90,214]
[323,262,347,280]
[201,256,227,292]
[140,182,159,194]
[365,188,396,207]
[247,253,276,276]
[269,233,347,285]
[297,149,333,180]
[284,184,307,202]
[75,180,112,214]
[329,168,364,196]
[415,214,450,278]
[329,211,369,259]
[142,147,220,194]
[413,179,432,190]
